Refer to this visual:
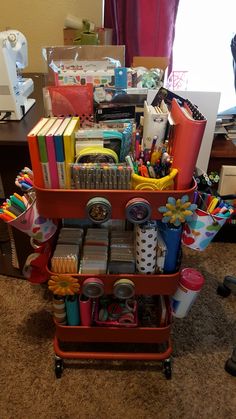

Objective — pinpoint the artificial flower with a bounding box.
[48,275,80,296]
[158,195,197,227]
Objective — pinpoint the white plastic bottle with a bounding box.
[171,268,205,318]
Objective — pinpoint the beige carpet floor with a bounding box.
[1,242,236,419]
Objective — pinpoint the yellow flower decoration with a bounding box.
[48,275,80,296]
[158,195,197,227]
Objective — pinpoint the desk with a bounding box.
[207,134,236,173]
[0,73,45,197]
[0,73,45,276]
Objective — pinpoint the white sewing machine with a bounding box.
[0,30,35,120]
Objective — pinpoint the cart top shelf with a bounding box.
[34,179,197,219]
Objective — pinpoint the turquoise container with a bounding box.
[65,295,80,326]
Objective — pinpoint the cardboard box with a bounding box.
[132,56,169,71]
[132,56,169,89]
[64,27,113,46]
[46,45,125,67]
[63,28,80,45]
[44,45,126,85]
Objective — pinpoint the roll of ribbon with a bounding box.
[53,295,67,324]
[82,277,105,298]
[86,197,112,224]
[118,312,135,324]
[113,278,135,299]
[125,197,151,224]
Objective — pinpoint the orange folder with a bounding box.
[27,118,49,188]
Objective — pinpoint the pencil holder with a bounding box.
[8,198,57,243]
[131,168,178,191]
[182,208,229,251]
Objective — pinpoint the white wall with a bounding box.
[0,0,103,72]
[173,0,236,112]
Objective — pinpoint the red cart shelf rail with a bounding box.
[34,180,197,219]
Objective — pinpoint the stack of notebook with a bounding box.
[80,228,108,274]
[27,116,80,189]
[50,227,83,274]
[108,231,135,274]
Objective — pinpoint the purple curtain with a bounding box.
[104,0,179,70]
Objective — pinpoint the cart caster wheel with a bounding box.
[163,359,172,380]
[55,358,63,379]
[225,348,236,376]
[217,284,231,298]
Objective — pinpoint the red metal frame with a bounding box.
[53,296,174,363]
[47,268,180,296]
[34,180,197,219]
[54,336,173,361]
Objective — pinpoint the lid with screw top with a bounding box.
[180,268,205,291]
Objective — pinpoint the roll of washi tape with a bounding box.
[53,295,67,324]
[99,307,109,322]
[82,277,105,298]
[86,197,112,224]
[113,278,135,299]
[118,312,135,324]
[135,220,158,274]
[125,197,152,224]
[125,299,137,313]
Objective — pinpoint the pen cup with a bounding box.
[8,198,57,243]
[79,294,92,326]
[182,208,229,251]
[131,168,178,191]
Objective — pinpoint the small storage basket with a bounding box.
[131,168,178,191]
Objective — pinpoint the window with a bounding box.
[172,0,236,112]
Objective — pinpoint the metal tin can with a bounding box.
[86,197,112,224]
[82,277,105,298]
[113,278,135,299]
[125,197,151,224]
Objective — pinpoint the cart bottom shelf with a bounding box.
[54,337,173,379]
[54,336,173,361]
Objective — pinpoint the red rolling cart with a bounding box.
[35,182,196,379]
